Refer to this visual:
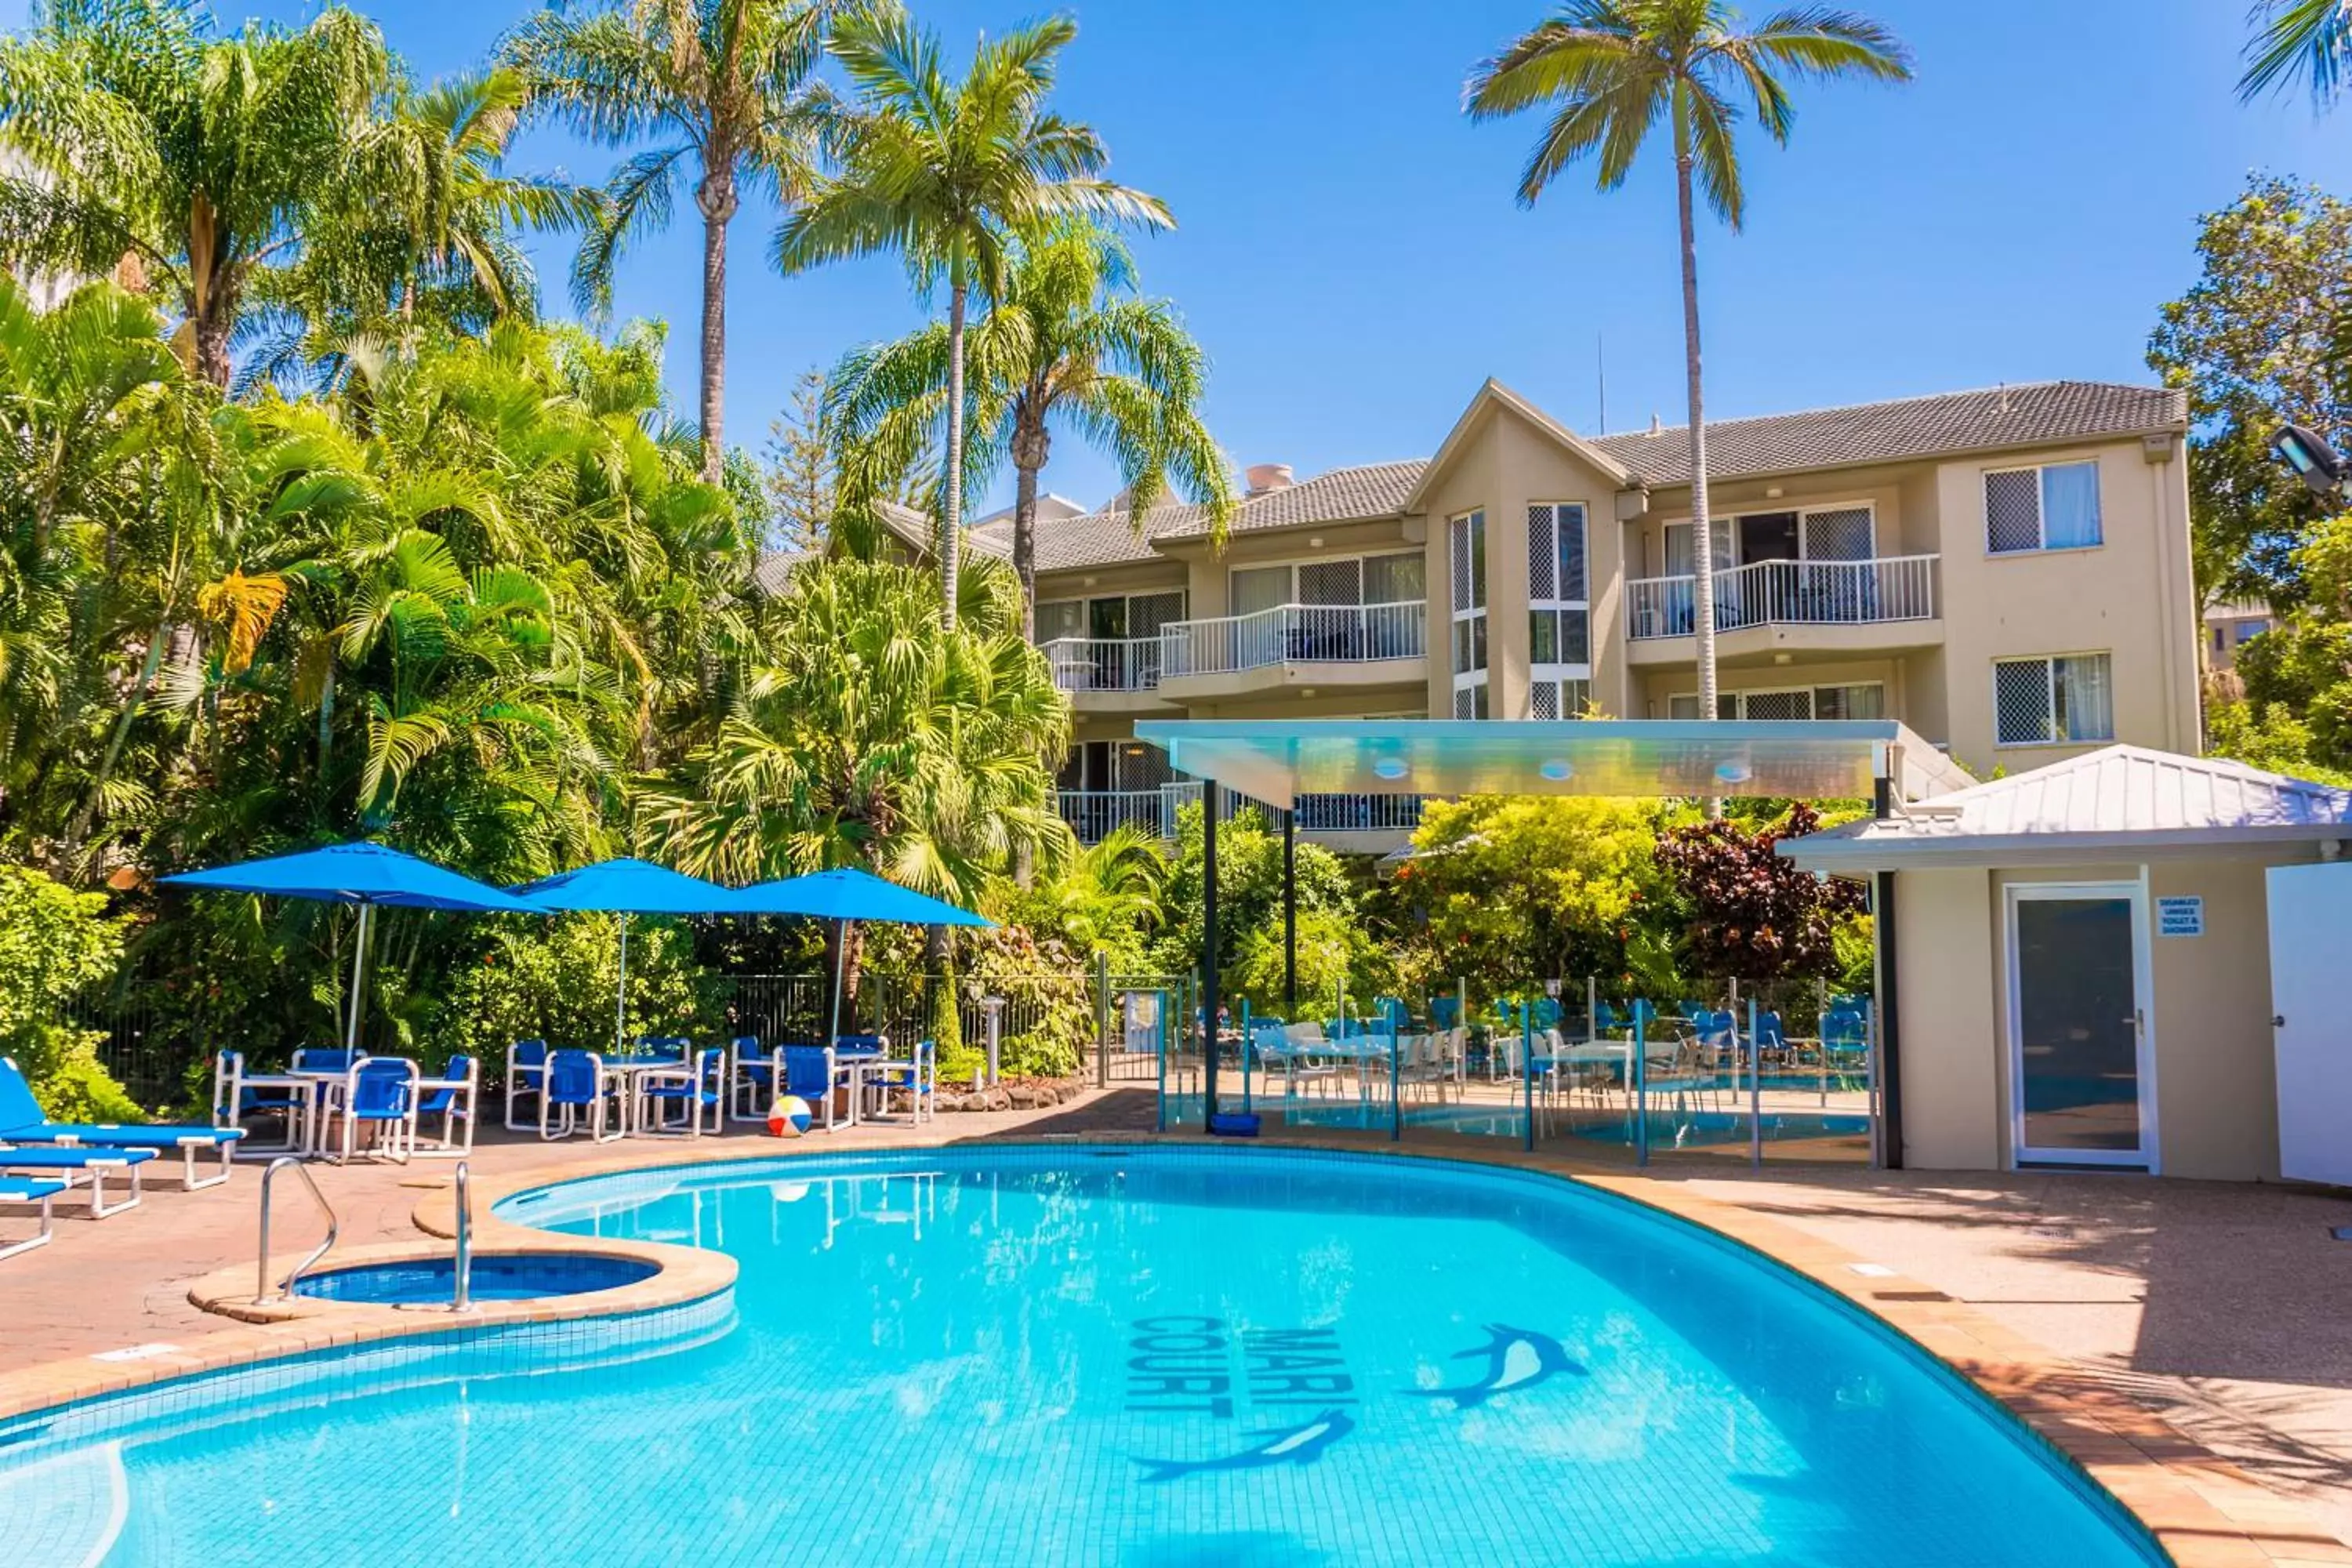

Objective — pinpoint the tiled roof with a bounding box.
[1783,746,2352,869]
[1214,460,1428,534]
[1033,501,1215,572]
[753,548,808,596]
[1592,381,2187,488]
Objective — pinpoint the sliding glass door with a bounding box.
[2005,884,2158,1170]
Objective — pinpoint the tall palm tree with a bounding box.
[774,11,1171,629]
[2241,2,2352,103]
[504,0,847,484]
[1464,1,1910,762]
[0,0,392,389]
[826,222,1233,638]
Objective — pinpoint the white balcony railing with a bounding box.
[1625,556,1937,641]
[1057,786,1426,844]
[1160,600,1426,679]
[1041,635,1163,695]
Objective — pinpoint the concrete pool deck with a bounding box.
[2,1086,2347,1566]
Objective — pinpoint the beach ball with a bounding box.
[768,1096,814,1138]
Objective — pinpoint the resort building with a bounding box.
[870,377,2198,850]
[2204,597,2274,673]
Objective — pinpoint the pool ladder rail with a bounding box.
[251,1156,476,1312]
[253,1156,338,1305]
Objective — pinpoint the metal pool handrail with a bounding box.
[255,1156,338,1304]
[451,1160,474,1313]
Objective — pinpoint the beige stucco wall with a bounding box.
[1932,440,2198,776]
[1891,850,2302,1182]
[1889,867,2003,1170]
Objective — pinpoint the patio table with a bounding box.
[231,1069,323,1158]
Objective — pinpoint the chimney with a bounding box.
[1244,463,1295,497]
[1647,412,1661,436]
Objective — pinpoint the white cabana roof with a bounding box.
[1782,745,2352,871]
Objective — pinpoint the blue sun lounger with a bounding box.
[0,1174,66,1259]
[0,1142,154,1216]
[0,1056,245,1190]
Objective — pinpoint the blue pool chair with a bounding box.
[641,1047,726,1138]
[0,1056,244,1191]
[542,1050,619,1143]
[0,1174,65,1260]
[635,1035,691,1062]
[291,1046,364,1076]
[211,1049,315,1158]
[505,1038,550,1131]
[336,1058,419,1164]
[0,1141,155,1217]
[414,1054,477,1156]
[863,1040,935,1126]
[779,1046,841,1132]
[728,1036,776,1123]
[833,1033,886,1059]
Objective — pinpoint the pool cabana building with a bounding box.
[1138,720,2352,1186]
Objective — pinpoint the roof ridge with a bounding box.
[1926,743,2351,804]
[1589,379,2171,444]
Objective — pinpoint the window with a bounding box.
[1994,654,2113,746]
[1363,551,1424,604]
[1986,461,2102,554]
[1525,502,1591,717]
[1528,677,1591,720]
[1449,509,1488,717]
[1036,599,1085,643]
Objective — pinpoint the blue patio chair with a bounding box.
[864,1040,936,1126]
[504,1038,550,1131]
[727,1035,776,1123]
[291,1046,364,1076]
[336,1057,419,1164]
[541,1049,619,1143]
[0,1174,65,1261]
[0,1141,154,1217]
[780,1045,841,1132]
[1822,1008,1871,1080]
[641,1047,726,1138]
[1757,1011,1790,1068]
[636,1035,691,1062]
[0,1055,245,1191]
[1428,996,1460,1031]
[833,1033,887,1059]
[414,1054,477,1156]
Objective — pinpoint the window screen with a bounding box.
[1806,507,1875,561]
[1298,558,1361,607]
[1742,689,1814,721]
[1527,506,1555,601]
[1986,469,2044,554]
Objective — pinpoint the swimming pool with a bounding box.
[0,1145,2161,1566]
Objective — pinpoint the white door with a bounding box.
[2266,862,2352,1186]
[2005,883,2159,1170]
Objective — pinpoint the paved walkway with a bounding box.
[7,1094,2350,1557]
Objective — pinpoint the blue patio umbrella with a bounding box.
[731,868,991,1050]
[510,858,742,1054]
[160,842,538,1052]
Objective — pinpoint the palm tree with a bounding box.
[0,1,393,389]
[826,222,1232,638]
[774,11,1172,629]
[1464,1,1910,757]
[2241,2,2352,103]
[504,0,846,485]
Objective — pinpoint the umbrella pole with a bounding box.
[827,918,848,1050]
[344,902,372,1052]
[616,912,630,1055]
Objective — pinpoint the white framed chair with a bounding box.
[503,1038,549,1131]
[209,1049,316,1159]
[727,1036,779,1123]
[412,1054,478,1156]
[541,1049,620,1143]
[638,1047,725,1138]
[335,1057,420,1164]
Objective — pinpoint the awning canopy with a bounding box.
[1132,719,1973,808]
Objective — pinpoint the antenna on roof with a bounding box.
[1648,412,1661,436]
[1596,332,1606,436]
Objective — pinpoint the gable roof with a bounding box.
[1401,379,1631,512]
[1595,381,2187,489]
[1782,746,2352,870]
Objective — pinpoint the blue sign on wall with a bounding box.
[2157,895,2204,937]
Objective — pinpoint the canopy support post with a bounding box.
[344,902,372,1052]
[1201,780,1220,1132]
[1282,806,1297,1020]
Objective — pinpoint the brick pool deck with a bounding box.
[4,1086,2350,1567]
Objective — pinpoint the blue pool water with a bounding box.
[0,1145,2160,1566]
[292,1251,655,1304]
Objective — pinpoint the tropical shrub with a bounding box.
[1147,802,1359,985]
[0,866,142,1120]
[441,913,725,1063]
[1653,803,1866,982]
[962,922,1091,1080]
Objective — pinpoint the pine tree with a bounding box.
[760,368,833,554]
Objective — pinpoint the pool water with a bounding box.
[0,1145,2159,1566]
[292,1252,655,1304]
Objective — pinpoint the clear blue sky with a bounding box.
[6,0,2350,511]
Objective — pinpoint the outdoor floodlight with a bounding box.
[2271,423,2352,498]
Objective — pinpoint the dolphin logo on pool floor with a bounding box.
[1412,1323,1585,1409]
[1133,1409,1356,1482]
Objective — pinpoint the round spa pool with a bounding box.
[291,1251,656,1305]
[0,1145,2161,1566]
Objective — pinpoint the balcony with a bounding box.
[1157,600,1427,699]
[1624,555,1941,664]
[1056,786,1426,847]
[1040,636,1174,711]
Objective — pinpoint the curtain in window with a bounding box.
[1229,565,1289,617]
[2054,654,2114,740]
[1363,552,1423,604]
[2040,463,2102,549]
[1664,521,1733,575]
[1036,600,1085,642]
